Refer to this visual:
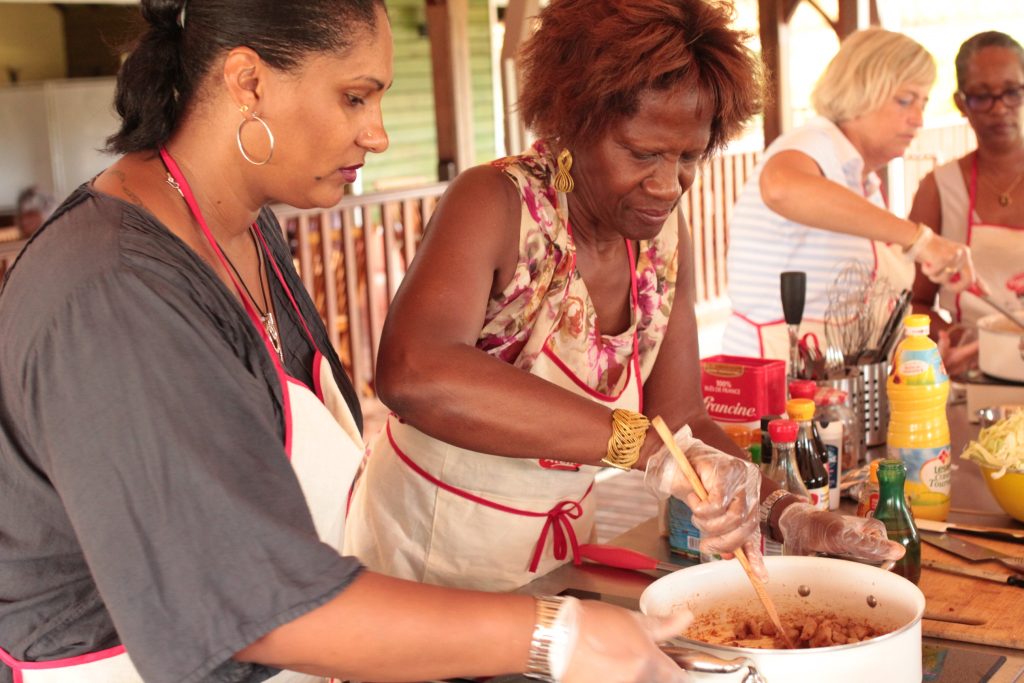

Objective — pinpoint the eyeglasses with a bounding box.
[958,85,1024,112]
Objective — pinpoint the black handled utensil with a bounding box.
[916,518,1024,544]
[923,559,1024,588]
[875,288,912,363]
[780,271,806,378]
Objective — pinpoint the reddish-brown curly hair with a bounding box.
[518,0,764,158]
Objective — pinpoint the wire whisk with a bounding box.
[825,261,895,367]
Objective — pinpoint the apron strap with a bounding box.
[958,154,984,322]
[385,420,593,572]
[0,642,128,679]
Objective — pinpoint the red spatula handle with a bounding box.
[579,543,659,570]
[579,543,690,572]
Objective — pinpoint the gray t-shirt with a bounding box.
[0,186,365,683]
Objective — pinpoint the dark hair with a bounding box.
[518,0,764,158]
[16,186,55,217]
[106,0,385,153]
[955,31,1024,90]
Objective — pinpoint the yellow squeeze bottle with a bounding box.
[885,314,952,521]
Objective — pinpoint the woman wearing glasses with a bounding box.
[910,31,1024,374]
[723,28,977,364]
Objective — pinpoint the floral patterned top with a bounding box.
[478,139,678,396]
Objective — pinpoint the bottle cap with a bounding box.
[786,398,815,421]
[723,423,751,448]
[788,379,817,400]
[760,414,780,430]
[767,418,799,443]
[867,459,881,483]
[903,313,931,336]
[821,388,848,405]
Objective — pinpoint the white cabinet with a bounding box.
[0,77,117,208]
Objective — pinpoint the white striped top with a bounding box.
[722,116,885,356]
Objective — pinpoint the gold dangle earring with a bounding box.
[552,148,574,193]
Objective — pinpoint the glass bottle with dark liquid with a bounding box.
[786,398,829,510]
[872,459,921,584]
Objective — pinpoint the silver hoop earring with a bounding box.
[236,113,275,166]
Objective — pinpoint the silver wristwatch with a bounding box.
[524,595,566,681]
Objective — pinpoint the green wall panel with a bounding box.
[362,0,498,191]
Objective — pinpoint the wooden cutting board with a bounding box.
[919,534,1024,649]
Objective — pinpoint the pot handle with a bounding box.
[660,646,767,682]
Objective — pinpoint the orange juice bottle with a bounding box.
[886,314,952,521]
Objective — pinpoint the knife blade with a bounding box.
[919,531,1024,573]
[916,518,1024,544]
[923,559,1024,588]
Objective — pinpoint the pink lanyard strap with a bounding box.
[157,147,319,361]
[386,419,593,573]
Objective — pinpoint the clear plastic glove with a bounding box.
[644,426,766,581]
[912,226,978,294]
[937,327,979,378]
[556,598,693,683]
[777,502,906,561]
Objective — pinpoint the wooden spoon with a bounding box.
[652,416,795,649]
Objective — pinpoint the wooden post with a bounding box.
[759,0,881,145]
[500,0,540,156]
[425,0,474,180]
[758,0,800,144]
[836,0,875,38]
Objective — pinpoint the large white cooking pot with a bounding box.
[640,556,925,683]
[977,313,1024,383]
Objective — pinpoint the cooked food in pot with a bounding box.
[684,606,895,649]
[981,316,1024,334]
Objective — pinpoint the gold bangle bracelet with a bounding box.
[601,409,650,470]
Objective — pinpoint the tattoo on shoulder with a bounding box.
[111,169,144,206]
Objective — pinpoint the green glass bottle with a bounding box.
[872,459,921,584]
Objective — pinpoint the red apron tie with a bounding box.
[386,419,592,573]
[530,499,585,572]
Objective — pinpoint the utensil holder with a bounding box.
[858,361,889,448]
[819,362,888,455]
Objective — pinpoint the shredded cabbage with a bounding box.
[961,411,1024,478]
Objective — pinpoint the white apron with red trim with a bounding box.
[0,150,363,683]
[344,246,644,592]
[732,242,914,366]
[938,157,1024,325]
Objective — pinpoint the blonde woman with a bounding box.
[723,28,978,362]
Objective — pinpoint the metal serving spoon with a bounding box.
[969,281,1024,330]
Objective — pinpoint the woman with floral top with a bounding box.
[344,0,905,592]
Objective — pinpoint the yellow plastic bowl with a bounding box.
[979,466,1024,523]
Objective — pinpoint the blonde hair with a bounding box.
[812,28,936,123]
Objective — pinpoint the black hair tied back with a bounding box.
[106,0,187,154]
[106,0,385,155]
